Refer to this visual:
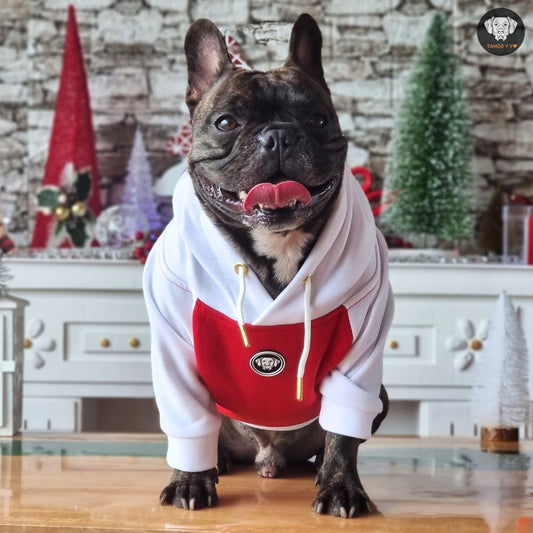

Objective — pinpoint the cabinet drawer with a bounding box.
[384,331,419,357]
[383,323,445,386]
[65,322,150,361]
[384,327,434,362]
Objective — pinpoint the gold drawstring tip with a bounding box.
[234,263,249,276]
[239,324,250,348]
[296,377,304,402]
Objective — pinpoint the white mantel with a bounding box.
[5,257,533,435]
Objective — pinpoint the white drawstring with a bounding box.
[297,274,312,402]
[234,264,312,401]
[234,263,251,348]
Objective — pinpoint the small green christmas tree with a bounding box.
[383,12,474,247]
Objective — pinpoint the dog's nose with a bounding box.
[259,125,297,152]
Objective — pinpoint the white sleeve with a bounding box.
[319,237,394,440]
[143,237,221,472]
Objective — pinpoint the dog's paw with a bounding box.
[311,473,377,518]
[159,468,219,510]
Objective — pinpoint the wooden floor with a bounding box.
[1,434,533,532]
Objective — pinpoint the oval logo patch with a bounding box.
[249,351,285,377]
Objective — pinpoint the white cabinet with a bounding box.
[7,258,153,431]
[0,295,27,435]
[6,258,533,436]
[383,263,533,437]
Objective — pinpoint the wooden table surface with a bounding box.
[1,434,532,532]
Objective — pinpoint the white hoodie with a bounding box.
[143,164,394,472]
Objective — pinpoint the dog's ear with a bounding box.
[285,14,328,92]
[484,17,494,34]
[508,17,518,34]
[184,19,234,116]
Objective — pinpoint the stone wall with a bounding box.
[0,1,29,243]
[1,0,532,247]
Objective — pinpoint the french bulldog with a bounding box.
[149,13,392,519]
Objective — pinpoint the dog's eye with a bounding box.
[215,115,238,131]
[309,114,327,128]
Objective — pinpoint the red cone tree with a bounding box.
[32,4,101,248]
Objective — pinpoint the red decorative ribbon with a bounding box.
[351,166,383,217]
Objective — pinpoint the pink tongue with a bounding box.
[243,181,311,211]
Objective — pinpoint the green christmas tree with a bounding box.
[382,12,474,247]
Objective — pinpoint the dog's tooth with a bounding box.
[238,191,247,201]
[258,203,264,210]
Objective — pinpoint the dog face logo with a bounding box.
[484,16,518,41]
[478,8,524,55]
[250,351,285,377]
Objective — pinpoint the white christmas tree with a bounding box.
[471,292,530,428]
[122,125,161,231]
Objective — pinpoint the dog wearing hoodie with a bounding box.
[143,14,394,518]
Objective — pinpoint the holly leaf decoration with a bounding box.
[75,169,92,202]
[66,217,89,247]
[37,186,60,211]
[55,220,65,236]
[37,167,95,248]
[84,210,95,223]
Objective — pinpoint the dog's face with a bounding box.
[184,15,347,233]
[485,16,518,41]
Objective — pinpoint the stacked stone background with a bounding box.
[0,0,532,247]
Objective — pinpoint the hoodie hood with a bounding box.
[166,163,380,329]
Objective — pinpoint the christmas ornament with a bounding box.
[471,291,530,453]
[31,5,101,248]
[94,204,149,248]
[54,205,70,221]
[36,165,95,247]
[132,230,160,264]
[71,201,87,218]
